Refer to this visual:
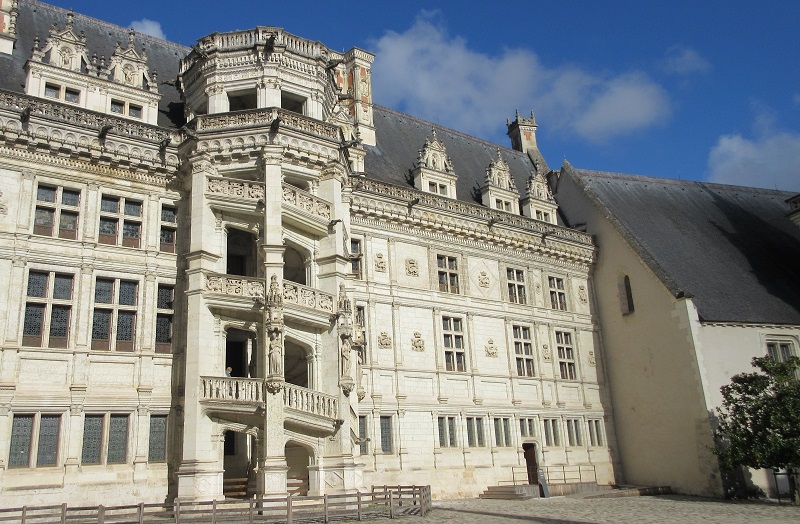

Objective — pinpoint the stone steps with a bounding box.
[479,485,540,500]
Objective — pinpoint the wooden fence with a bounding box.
[0,485,431,524]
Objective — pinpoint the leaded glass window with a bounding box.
[24,271,74,347]
[34,208,54,229]
[27,272,47,297]
[116,312,135,341]
[161,206,176,223]
[107,415,128,464]
[157,286,173,309]
[148,415,167,462]
[160,228,175,244]
[100,196,119,213]
[37,186,57,203]
[92,309,111,340]
[95,280,113,303]
[122,221,140,239]
[49,306,70,338]
[123,200,142,217]
[99,217,117,235]
[34,185,81,239]
[118,281,137,306]
[61,189,80,207]
[81,415,103,464]
[36,415,60,466]
[59,212,78,234]
[155,315,172,344]
[358,416,367,454]
[9,415,33,467]
[53,274,73,300]
[379,416,392,453]
[23,304,44,336]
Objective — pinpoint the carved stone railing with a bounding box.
[352,177,593,245]
[284,383,338,419]
[0,89,172,142]
[206,176,266,201]
[283,281,334,313]
[204,274,265,301]
[282,183,331,220]
[192,107,340,141]
[195,28,324,60]
[200,376,266,403]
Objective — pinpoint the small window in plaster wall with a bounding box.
[620,275,635,315]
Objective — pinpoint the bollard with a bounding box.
[61,503,67,524]
[211,499,217,524]
[248,496,254,524]
[357,491,362,521]
[138,503,144,524]
[286,494,293,524]
[389,490,394,519]
[98,505,105,524]
[324,494,329,523]
[175,499,181,524]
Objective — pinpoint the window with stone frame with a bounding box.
[34,184,81,240]
[766,340,796,363]
[543,418,561,447]
[148,415,168,462]
[556,330,577,380]
[379,415,393,453]
[437,416,458,448]
[428,181,448,196]
[493,417,513,447]
[43,82,81,104]
[81,413,129,465]
[8,413,61,468]
[506,268,527,304]
[91,278,139,352]
[587,419,605,447]
[23,271,74,348]
[548,276,567,310]
[98,195,143,248]
[519,417,537,438]
[466,417,485,447]
[155,284,175,354]
[436,254,460,293]
[513,325,534,377]
[160,204,177,253]
[358,415,368,454]
[442,316,466,372]
[566,418,583,447]
[350,238,363,279]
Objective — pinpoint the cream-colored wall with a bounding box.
[556,173,723,496]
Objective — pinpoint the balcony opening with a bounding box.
[284,340,308,387]
[281,91,306,115]
[228,89,257,112]
[225,328,253,378]
[227,229,257,277]
[285,442,311,496]
[283,245,307,286]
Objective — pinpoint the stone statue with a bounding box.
[268,329,283,376]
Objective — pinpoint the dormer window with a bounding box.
[110,99,143,119]
[429,182,448,196]
[43,83,81,104]
[65,88,80,103]
[480,149,520,212]
[129,104,142,118]
[413,130,458,198]
[44,83,60,98]
[110,99,125,114]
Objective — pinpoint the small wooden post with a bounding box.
[211,500,217,524]
[138,503,144,524]
[98,505,105,524]
[21,507,27,524]
[248,497,254,524]
[357,491,362,521]
[175,499,181,524]
[286,494,293,524]
[323,494,329,523]
[389,490,394,519]
[60,503,67,524]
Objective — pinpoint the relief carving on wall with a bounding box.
[411,332,425,352]
[485,338,498,357]
[378,332,392,349]
[588,351,596,366]
[478,271,490,288]
[374,253,387,272]
[0,189,7,215]
[542,344,552,362]
[405,259,419,277]
[578,285,588,304]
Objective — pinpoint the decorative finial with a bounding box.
[515,108,520,119]
[66,9,74,28]
[128,29,135,46]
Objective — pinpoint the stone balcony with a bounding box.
[191,107,340,142]
[200,377,340,434]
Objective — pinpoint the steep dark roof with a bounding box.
[562,163,800,325]
[365,105,542,205]
[0,0,188,127]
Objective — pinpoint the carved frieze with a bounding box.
[205,275,265,300]
[206,176,264,200]
[282,281,334,313]
[282,184,331,220]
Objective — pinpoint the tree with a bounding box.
[714,356,800,502]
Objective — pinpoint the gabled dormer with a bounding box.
[0,0,19,56]
[522,169,558,224]
[412,130,458,198]
[24,11,161,124]
[480,149,519,213]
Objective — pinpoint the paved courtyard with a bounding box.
[412,495,800,524]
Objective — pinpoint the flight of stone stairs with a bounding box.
[479,484,540,500]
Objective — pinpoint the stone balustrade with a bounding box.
[283,281,334,313]
[200,376,266,403]
[282,183,331,220]
[284,383,338,419]
[206,176,266,201]
[193,107,339,141]
[204,274,265,301]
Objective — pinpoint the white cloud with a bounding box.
[707,129,800,191]
[371,16,670,144]
[661,46,710,75]
[130,19,166,40]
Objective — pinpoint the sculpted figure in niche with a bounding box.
[542,344,552,362]
[578,285,588,304]
[340,333,352,378]
[268,329,283,376]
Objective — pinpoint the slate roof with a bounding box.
[365,105,544,206]
[0,0,188,127]
[561,162,800,325]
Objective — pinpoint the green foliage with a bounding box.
[714,356,800,500]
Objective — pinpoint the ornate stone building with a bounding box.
[0,1,617,505]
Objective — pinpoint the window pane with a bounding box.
[37,186,57,203]
[448,417,456,447]
[61,190,80,207]
[23,304,45,336]
[37,415,60,466]
[438,417,446,447]
[91,309,111,340]
[53,274,73,300]
[129,105,142,118]
[49,306,70,338]
[148,415,167,462]
[160,228,175,244]
[95,280,113,303]
[110,100,125,114]
[380,416,392,452]
[477,418,484,446]
[35,207,54,227]
[81,415,103,464]
[116,311,135,341]
[101,196,119,213]
[99,218,117,235]
[161,206,176,223]
[157,286,174,309]
[27,272,48,297]
[124,200,142,217]
[9,415,33,467]
[107,415,128,464]
[59,212,78,232]
[64,89,80,103]
[156,315,173,344]
[118,281,138,306]
[44,84,60,98]
[122,221,140,238]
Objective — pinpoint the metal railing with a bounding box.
[0,485,432,523]
[506,464,597,485]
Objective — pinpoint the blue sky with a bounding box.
[47,1,800,191]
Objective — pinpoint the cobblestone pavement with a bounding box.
[412,495,800,524]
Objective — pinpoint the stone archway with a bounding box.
[285,441,313,495]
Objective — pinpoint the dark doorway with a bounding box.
[522,443,539,485]
[226,339,246,377]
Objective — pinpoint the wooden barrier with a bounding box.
[0,485,432,523]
